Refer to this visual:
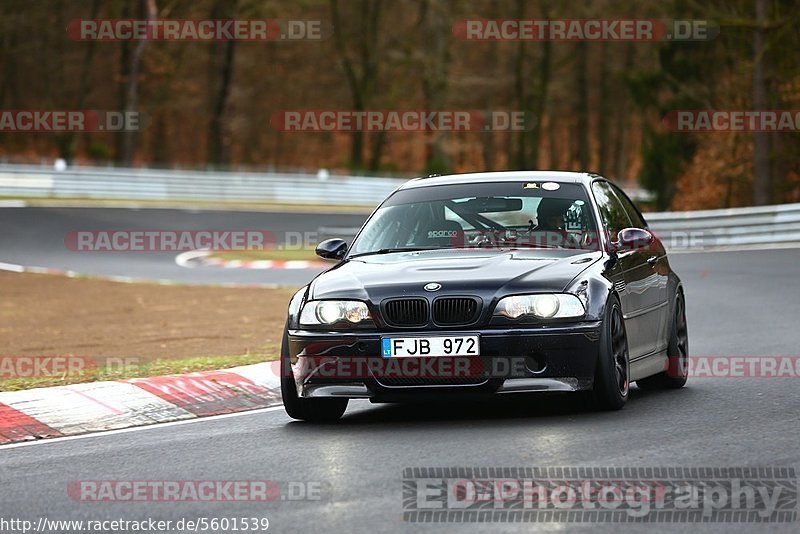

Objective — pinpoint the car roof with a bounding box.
[398,170,603,190]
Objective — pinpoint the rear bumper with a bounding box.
[287,322,603,400]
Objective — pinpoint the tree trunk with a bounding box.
[528,10,551,170]
[330,0,383,171]
[117,0,156,166]
[511,0,527,169]
[575,40,589,169]
[420,0,452,174]
[752,0,770,205]
[207,0,239,168]
[60,0,100,162]
[612,44,634,181]
[595,41,609,174]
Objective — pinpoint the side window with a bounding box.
[592,181,632,242]
[610,184,647,229]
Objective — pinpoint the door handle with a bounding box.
[646,255,658,266]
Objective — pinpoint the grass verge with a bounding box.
[0,271,297,391]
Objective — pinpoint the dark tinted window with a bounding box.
[609,183,647,228]
[592,181,632,242]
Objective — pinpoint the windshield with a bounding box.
[349,181,600,256]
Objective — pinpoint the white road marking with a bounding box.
[0,261,25,272]
[174,248,211,268]
[0,200,28,208]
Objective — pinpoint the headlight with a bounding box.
[494,294,585,319]
[299,300,372,326]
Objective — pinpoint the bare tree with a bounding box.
[330,0,383,170]
[509,0,551,169]
[418,0,452,173]
[752,0,770,205]
[207,0,240,168]
[117,0,157,165]
[574,39,589,170]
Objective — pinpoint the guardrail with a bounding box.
[2,163,797,249]
[320,203,800,250]
[0,164,405,206]
[0,163,654,206]
[646,203,800,248]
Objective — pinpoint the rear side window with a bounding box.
[609,184,647,228]
[592,181,632,242]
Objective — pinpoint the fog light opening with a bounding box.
[525,353,547,374]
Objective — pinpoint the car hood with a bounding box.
[309,249,602,302]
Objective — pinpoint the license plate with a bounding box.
[381,335,480,358]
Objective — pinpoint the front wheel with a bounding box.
[636,289,689,390]
[280,328,348,422]
[591,296,630,410]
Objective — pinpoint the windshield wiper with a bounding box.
[348,247,442,258]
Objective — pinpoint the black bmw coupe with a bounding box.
[281,171,689,421]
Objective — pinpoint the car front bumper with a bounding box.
[287,322,603,401]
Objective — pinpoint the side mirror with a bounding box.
[613,227,654,252]
[315,238,348,260]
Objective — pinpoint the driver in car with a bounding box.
[527,198,574,248]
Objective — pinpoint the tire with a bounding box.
[636,289,689,390]
[591,295,630,410]
[280,327,348,422]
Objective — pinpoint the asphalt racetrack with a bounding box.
[0,207,367,286]
[1,207,799,532]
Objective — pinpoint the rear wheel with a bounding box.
[280,328,348,422]
[591,296,630,410]
[636,289,689,390]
